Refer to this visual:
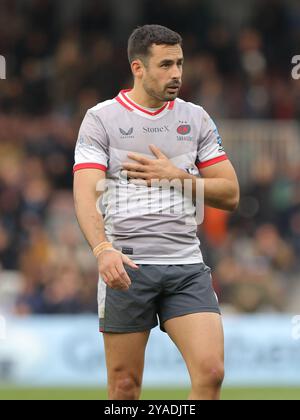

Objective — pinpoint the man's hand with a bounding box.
[122,144,181,186]
[98,250,139,290]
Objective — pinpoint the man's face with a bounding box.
[141,44,183,102]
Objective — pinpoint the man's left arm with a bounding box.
[123,145,240,211]
[122,145,239,212]
[176,159,240,212]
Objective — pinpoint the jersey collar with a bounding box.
[116,89,175,119]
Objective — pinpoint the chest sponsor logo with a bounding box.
[143,126,170,134]
[119,127,134,138]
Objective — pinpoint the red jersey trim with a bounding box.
[168,100,175,110]
[196,155,228,169]
[118,89,171,116]
[115,95,134,112]
[73,163,107,173]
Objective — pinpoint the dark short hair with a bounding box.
[128,24,182,64]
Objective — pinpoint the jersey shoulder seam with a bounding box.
[176,98,203,111]
[88,99,117,113]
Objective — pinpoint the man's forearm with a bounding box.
[176,169,239,211]
[74,192,108,250]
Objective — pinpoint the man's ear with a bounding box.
[131,59,145,79]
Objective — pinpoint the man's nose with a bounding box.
[172,66,182,80]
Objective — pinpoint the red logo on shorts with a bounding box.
[177,125,191,135]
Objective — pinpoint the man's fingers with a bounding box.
[149,144,167,159]
[116,264,132,287]
[123,163,146,172]
[122,254,139,269]
[110,268,129,289]
[99,251,138,290]
[102,272,113,288]
[127,170,148,179]
[127,153,150,165]
[102,270,125,290]
[104,271,113,283]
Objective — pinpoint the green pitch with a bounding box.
[0,387,299,400]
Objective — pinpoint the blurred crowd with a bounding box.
[202,155,300,313]
[0,115,98,314]
[0,0,300,119]
[0,0,300,315]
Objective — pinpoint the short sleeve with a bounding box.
[73,110,109,173]
[195,109,228,170]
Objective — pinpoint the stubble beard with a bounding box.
[143,81,180,103]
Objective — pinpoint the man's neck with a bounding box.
[127,87,166,109]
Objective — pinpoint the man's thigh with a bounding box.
[163,313,224,376]
[103,331,150,382]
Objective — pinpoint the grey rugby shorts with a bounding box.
[98,263,221,333]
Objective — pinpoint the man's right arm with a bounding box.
[74,168,108,249]
[73,168,138,290]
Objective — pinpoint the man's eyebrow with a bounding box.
[159,58,184,65]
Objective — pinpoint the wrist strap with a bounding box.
[96,248,122,258]
[93,242,122,259]
[93,242,113,258]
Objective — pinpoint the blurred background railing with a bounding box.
[221,120,300,187]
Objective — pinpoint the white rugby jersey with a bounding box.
[74,90,228,264]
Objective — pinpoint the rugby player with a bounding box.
[73,25,239,400]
